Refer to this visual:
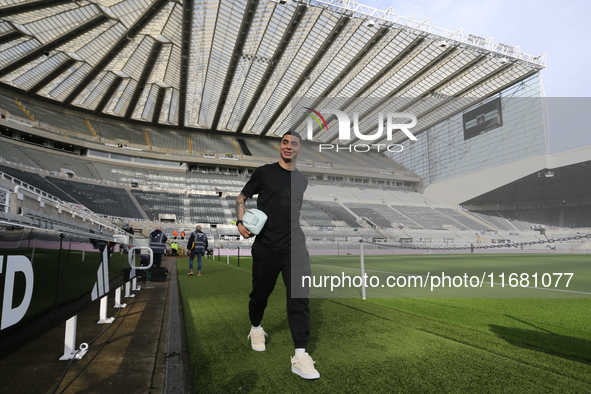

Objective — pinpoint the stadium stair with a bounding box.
[127,190,151,220]
[14,100,35,121]
[496,211,522,231]
[47,178,80,204]
[184,195,190,223]
[374,227,393,241]
[212,227,221,248]
[337,202,371,229]
[389,206,424,229]
[458,210,499,231]
[219,197,234,224]
[143,169,152,188]
[86,162,103,180]
[470,212,500,230]
[434,209,469,230]
[85,119,98,137]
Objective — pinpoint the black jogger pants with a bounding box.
[249,245,311,349]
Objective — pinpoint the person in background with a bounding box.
[171,241,178,256]
[187,225,208,276]
[123,223,134,235]
[173,229,178,238]
[149,226,167,268]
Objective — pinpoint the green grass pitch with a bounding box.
[177,253,591,393]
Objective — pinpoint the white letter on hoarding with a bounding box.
[319,144,334,152]
[1,256,34,330]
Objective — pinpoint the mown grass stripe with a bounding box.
[178,257,591,393]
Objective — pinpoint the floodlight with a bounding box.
[439,41,449,48]
[364,19,376,28]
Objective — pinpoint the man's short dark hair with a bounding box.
[282,130,302,143]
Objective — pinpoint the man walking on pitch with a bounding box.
[236,131,319,380]
[187,225,208,276]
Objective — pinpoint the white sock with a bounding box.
[251,325,261,330]
[295,348,306,356]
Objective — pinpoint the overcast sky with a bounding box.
[359,0,591,153]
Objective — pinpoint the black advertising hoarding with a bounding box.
[0,226,129,359]
[463,97,503,140]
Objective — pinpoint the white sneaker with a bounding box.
[291,352,320,379]
[247,327,267,351]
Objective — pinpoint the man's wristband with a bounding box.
[236,220,243,226]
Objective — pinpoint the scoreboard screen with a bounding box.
[463,97,503,140]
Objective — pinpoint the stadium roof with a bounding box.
[0,0,545,142]
[462,146,591,206]
[463,161,591,206]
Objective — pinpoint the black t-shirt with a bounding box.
[240,162,307,253]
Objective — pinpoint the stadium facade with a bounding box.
[0,0,588,250]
